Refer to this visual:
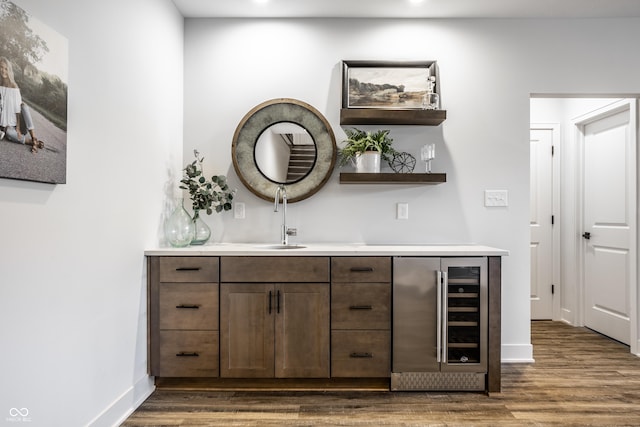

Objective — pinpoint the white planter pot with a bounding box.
[355,151,381,173]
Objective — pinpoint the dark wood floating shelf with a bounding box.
[340,108,447,126]
[340,173,447,184]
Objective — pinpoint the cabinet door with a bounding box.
[275,283,330,378]
[220,283,275,378]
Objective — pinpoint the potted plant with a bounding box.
[338,128,397,173]
[179,150,236,245]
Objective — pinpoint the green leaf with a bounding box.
[179,150,236,216]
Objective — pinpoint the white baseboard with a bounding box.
[560,309,575,325]
[88,375,155,427]
[501,343,534,363]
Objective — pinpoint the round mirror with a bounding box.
[232,98,336,203]
[254,122,316,184]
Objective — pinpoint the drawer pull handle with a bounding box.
[176,304,200,309]
[350,267,374,272]
[175,267,201,271]
[349,305,373,310]
[350,352,373,358]
[176,352,199,357]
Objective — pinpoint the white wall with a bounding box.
[0,1,183,426]
[184,18,640,364]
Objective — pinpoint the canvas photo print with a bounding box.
[343,61,437,110]
[0,0,68,184]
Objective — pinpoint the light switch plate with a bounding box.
[484,190,508,207]
[234,202,245,219]
[397,202,409,219]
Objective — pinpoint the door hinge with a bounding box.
[551,215,555,225]
[551,284,555,295]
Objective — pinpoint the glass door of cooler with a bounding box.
[440,258,488,373]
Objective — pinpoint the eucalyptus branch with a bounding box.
[179,150,236,218]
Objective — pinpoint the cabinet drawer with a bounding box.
[331,257,391,283]
[159,257,219,283]
[159,330,219,377]
[159,283,219,330]
[331,330,390,378]
[331,283,390,330]
[221,257,329,282]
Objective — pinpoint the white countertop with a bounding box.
[145,243,509,257]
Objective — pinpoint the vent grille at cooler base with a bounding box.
[391,372,485,391]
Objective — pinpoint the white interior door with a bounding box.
[581,101,636,345]
[530,127,555,319]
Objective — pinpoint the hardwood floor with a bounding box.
[122,321,640,426]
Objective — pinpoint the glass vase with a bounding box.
[190,210,211,245]
[164,198,195,247]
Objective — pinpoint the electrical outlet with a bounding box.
[234,202,245,219]
[484,190,508,207]
[397,203,409,220]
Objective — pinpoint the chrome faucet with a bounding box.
[274,184,297,246]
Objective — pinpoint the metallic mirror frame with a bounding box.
[232,98,337,203]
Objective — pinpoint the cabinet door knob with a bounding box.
[175,267,201,271]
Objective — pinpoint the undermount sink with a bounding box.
[258,244,306,250]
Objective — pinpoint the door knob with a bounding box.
[582,232,591,240]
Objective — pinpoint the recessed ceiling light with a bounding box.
[409,0,425,4]
[254,0,268,4]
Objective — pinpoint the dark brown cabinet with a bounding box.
[149,256,219,377]
[330,257,392,378]
[219,257,330,378]
[147,252,502,392]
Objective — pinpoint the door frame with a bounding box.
[530,123,562,320]
[573,98,638,355]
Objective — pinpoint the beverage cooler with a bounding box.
[391,257,488,391]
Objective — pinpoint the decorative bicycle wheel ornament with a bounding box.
[389,152,416,173]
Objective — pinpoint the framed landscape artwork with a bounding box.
[342,60,438,110]
[0,0,68,184]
